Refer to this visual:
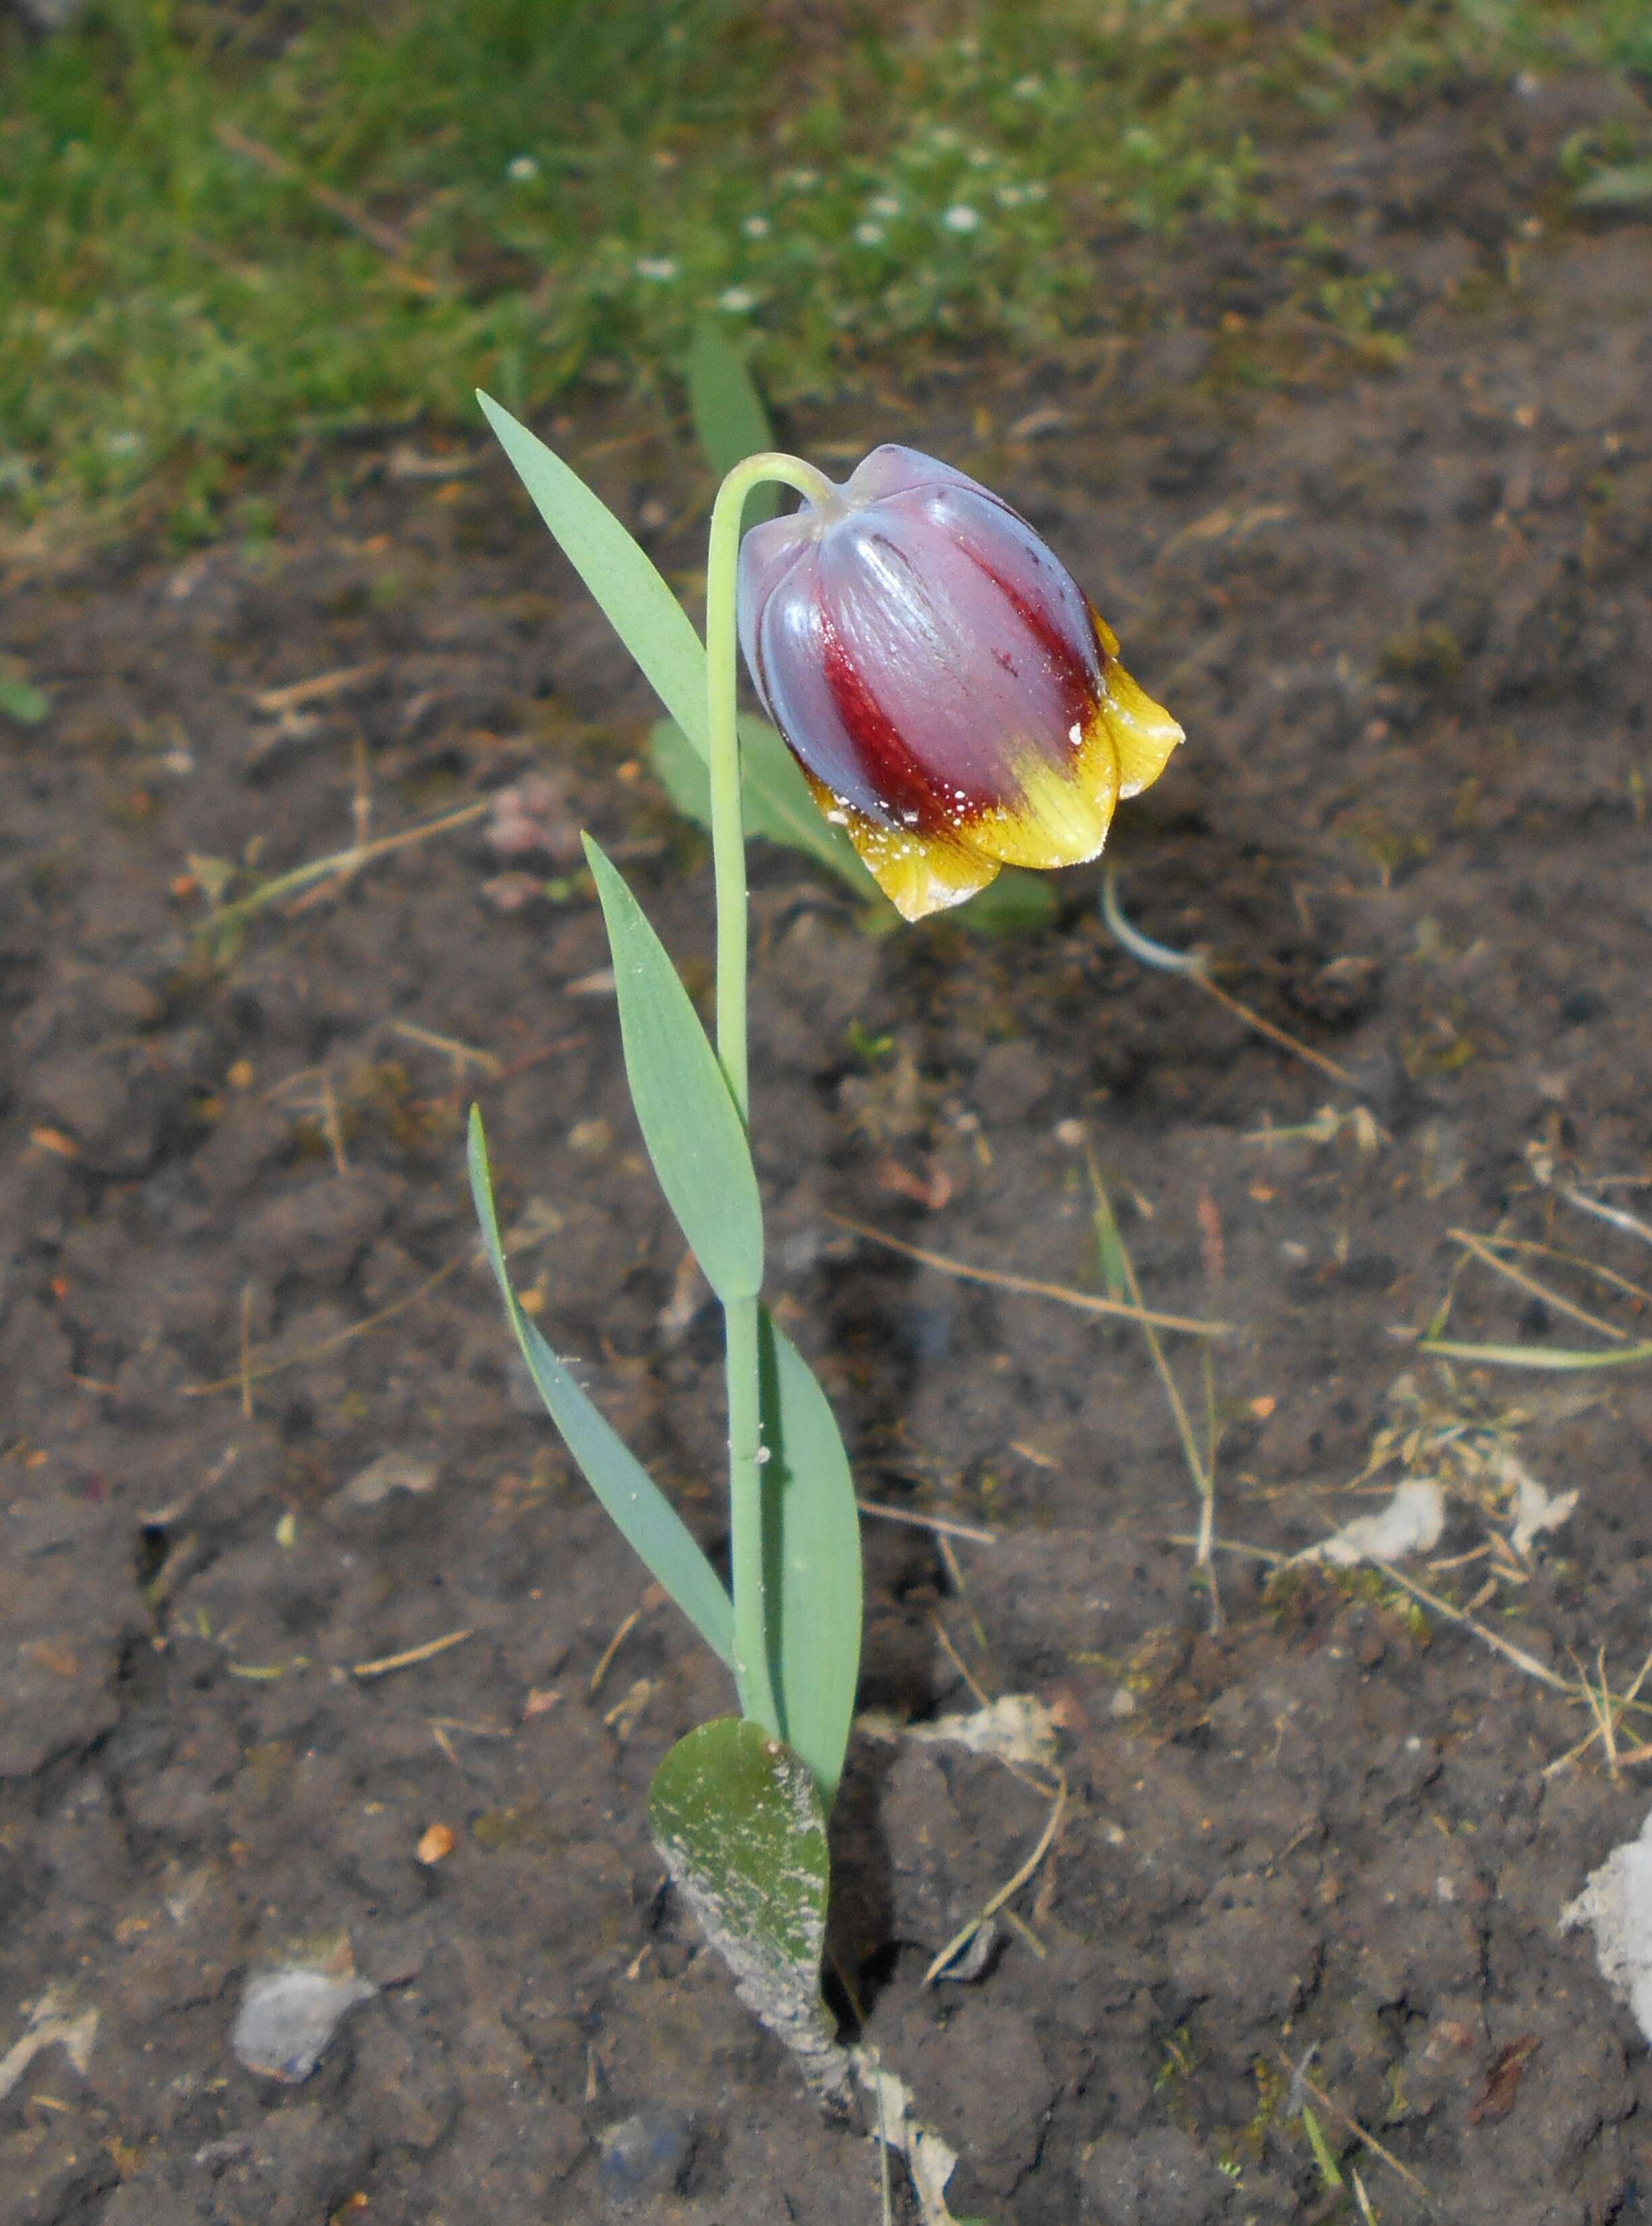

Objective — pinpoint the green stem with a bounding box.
[703,448,836,1739]
[703,450,837,1121]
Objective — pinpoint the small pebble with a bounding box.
[231,1964,377,2082]
[597,2107,695,2197]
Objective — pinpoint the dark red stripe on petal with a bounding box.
[816,603,995,831]
[950,537,1099,743]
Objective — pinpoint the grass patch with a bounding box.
[2,0,1648,542]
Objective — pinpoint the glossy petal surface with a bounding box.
[738,444,1182,920]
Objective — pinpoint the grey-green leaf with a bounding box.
[467,1107,734,1666]
[0,672,49,725]
[583,836,763,1301]
[1574,163,1652,209]
[759,1316,862,1809]
[686,315,779,526]
[649,1718,846,2104]
[954,869,1059,935]
[477,391,710,754]
[649,713,881,896]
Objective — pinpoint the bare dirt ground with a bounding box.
[4,61,1652,2226]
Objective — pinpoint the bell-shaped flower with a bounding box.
[736,444,1182,921]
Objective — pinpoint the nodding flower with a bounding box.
[736,444,1183,921]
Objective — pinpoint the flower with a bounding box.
[741,214,771,239]
[634,256,679,282]
[736,446,1182,920]
[715,285,757,313]
[853,221,886,247]
[941,203,982,233]
[505,154,540,182]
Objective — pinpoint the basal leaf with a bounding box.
[477,391,710,754]
[686,314,779,526]
[759,1316,862,1808]
[583,836,763,1302]
[467,1107,734,1666]
[649,1718,846,2104]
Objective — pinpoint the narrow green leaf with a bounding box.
[1088,1177,1131,1306]
[583,836,763,1301]
[954,869,1059,935]
[649,713,881,896]
[686,315,779,526]
[0,672,49,725]
[1300,2105,1344,2191]
[649,1718,846,2104]
[467,1108,734,1666]
[1419,1336,1652,1372]
[477,390,710,754]
[1574,162,1652,209]
[759,1316,862,1809]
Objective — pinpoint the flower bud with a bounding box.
[737,445,1182,920]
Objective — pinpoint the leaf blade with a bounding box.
[1418,1337,1652,1372]
[649,1717,846,2103]
[686,314,779,525]
[477,390,711,755]
[467,1107,735,1666]
[583,836,764,1302]
[759,1316,862,1809]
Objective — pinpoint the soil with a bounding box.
[4,57,1652,2226]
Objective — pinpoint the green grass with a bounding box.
[1,0,1647,542]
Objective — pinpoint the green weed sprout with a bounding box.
[468,367,1178,2097]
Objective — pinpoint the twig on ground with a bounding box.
[212,121,436,283]
[855,1500,997,1546]
[825,1214,1231,1338]
[1278,2055,1437,2215]
[388,1020,504,1078]
[922,1771,1067,1987]
[182,1254,467,1397]
[352,1629,473,1678]
[1085,1144,1224,1631]
[589,1606,648,1701]
[253,660,386,715]
[1446,1229,1633,1343]
[1100,865,1357,1086]
[199,798,488,939]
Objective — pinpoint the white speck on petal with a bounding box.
[1068,722,1082,744]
